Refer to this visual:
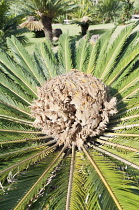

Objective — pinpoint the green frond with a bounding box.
[108,124,139,131]
[14,146,65,210]
[75,37,90,72]
[0,144,44,160]
[93,146,139,170]
[95,138,139,152]
[0,119,35,133]
[58,34,73,73]
[0,150,61,210]
[0,131,38,141]
[0,115,33,126]
[0,129,42,134]
[110,107,139,120]
[69,151,87,210]
[0,135,49,145]
[33,152,71,210]
[0,144,57,184]
[91,149,139,210]
[117,86,139,105]
[0,50,38,97]
[34,42,57,79]
[93,27,116,77]
[106,37,139,86]
[7,36,44,85]
[100,24,135,81]
[102,135,139,150]
[111,113,139,126]
[82,146,122,210]
[0,93,31,116]
[112,67,139,95]
[104,132,139,137]
[0,103,31,122]
[116,99,139,114]
[86,40,99,74]
[0,72,33,106]
[66,142,76,210]
[110,117,139,129]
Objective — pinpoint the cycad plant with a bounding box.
[17,0,77,40]
[0,22,139,210]
[96,0,122,23]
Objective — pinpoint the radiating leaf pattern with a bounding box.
[0,22,139,210]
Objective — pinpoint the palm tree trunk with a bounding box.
[41,15,52,40]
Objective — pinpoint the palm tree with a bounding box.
[71,0,94,18]
[120,0,134,22]
[17,0,77,40]
[97,0,122,23]
[0,22,139,209]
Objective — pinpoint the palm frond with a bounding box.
[31,151,71,210]
[75,36,89,72]
[0,72,32,106]
[91,149,139,209]
[93,146,139,170]
[0,94,30,116]
[69,151,87,210]
[58,34,73,73]
[104,132,139,137]
[0,150,61,210]
[95,138,139,152]
[82,146,122,210]
[100,23,136,81]
[0,144,57,184]
[14,146,65,210]
[0,114,33,126]
[117,86,139,105]
[0,50,37,97]
[0,140,56,160]
[0,135,49,145]
[113,67,139,96]
[66,142,75,210]
[92,27,116,77]
[7,36,44,85]
[34,41,58,79]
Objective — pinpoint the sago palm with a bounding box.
[0,22,139,210]
[97,0,122,23]
[18,0,77,39]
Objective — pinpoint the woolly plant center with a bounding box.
[31,70,117,148]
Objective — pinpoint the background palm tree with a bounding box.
[16,0,77,40]
[0,22,139,209]
[71,0,94,18]
[96,0,122,23]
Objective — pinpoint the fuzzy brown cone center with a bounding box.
[31,70,117,149]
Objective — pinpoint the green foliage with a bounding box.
[15,0,77,39]
[119,0,134,23]
[58,34,73,73]
[92,150,139,209]
[0,22,139,209]
[96,0,122,23]
[0,0,28,50]
[71,0,94,19]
